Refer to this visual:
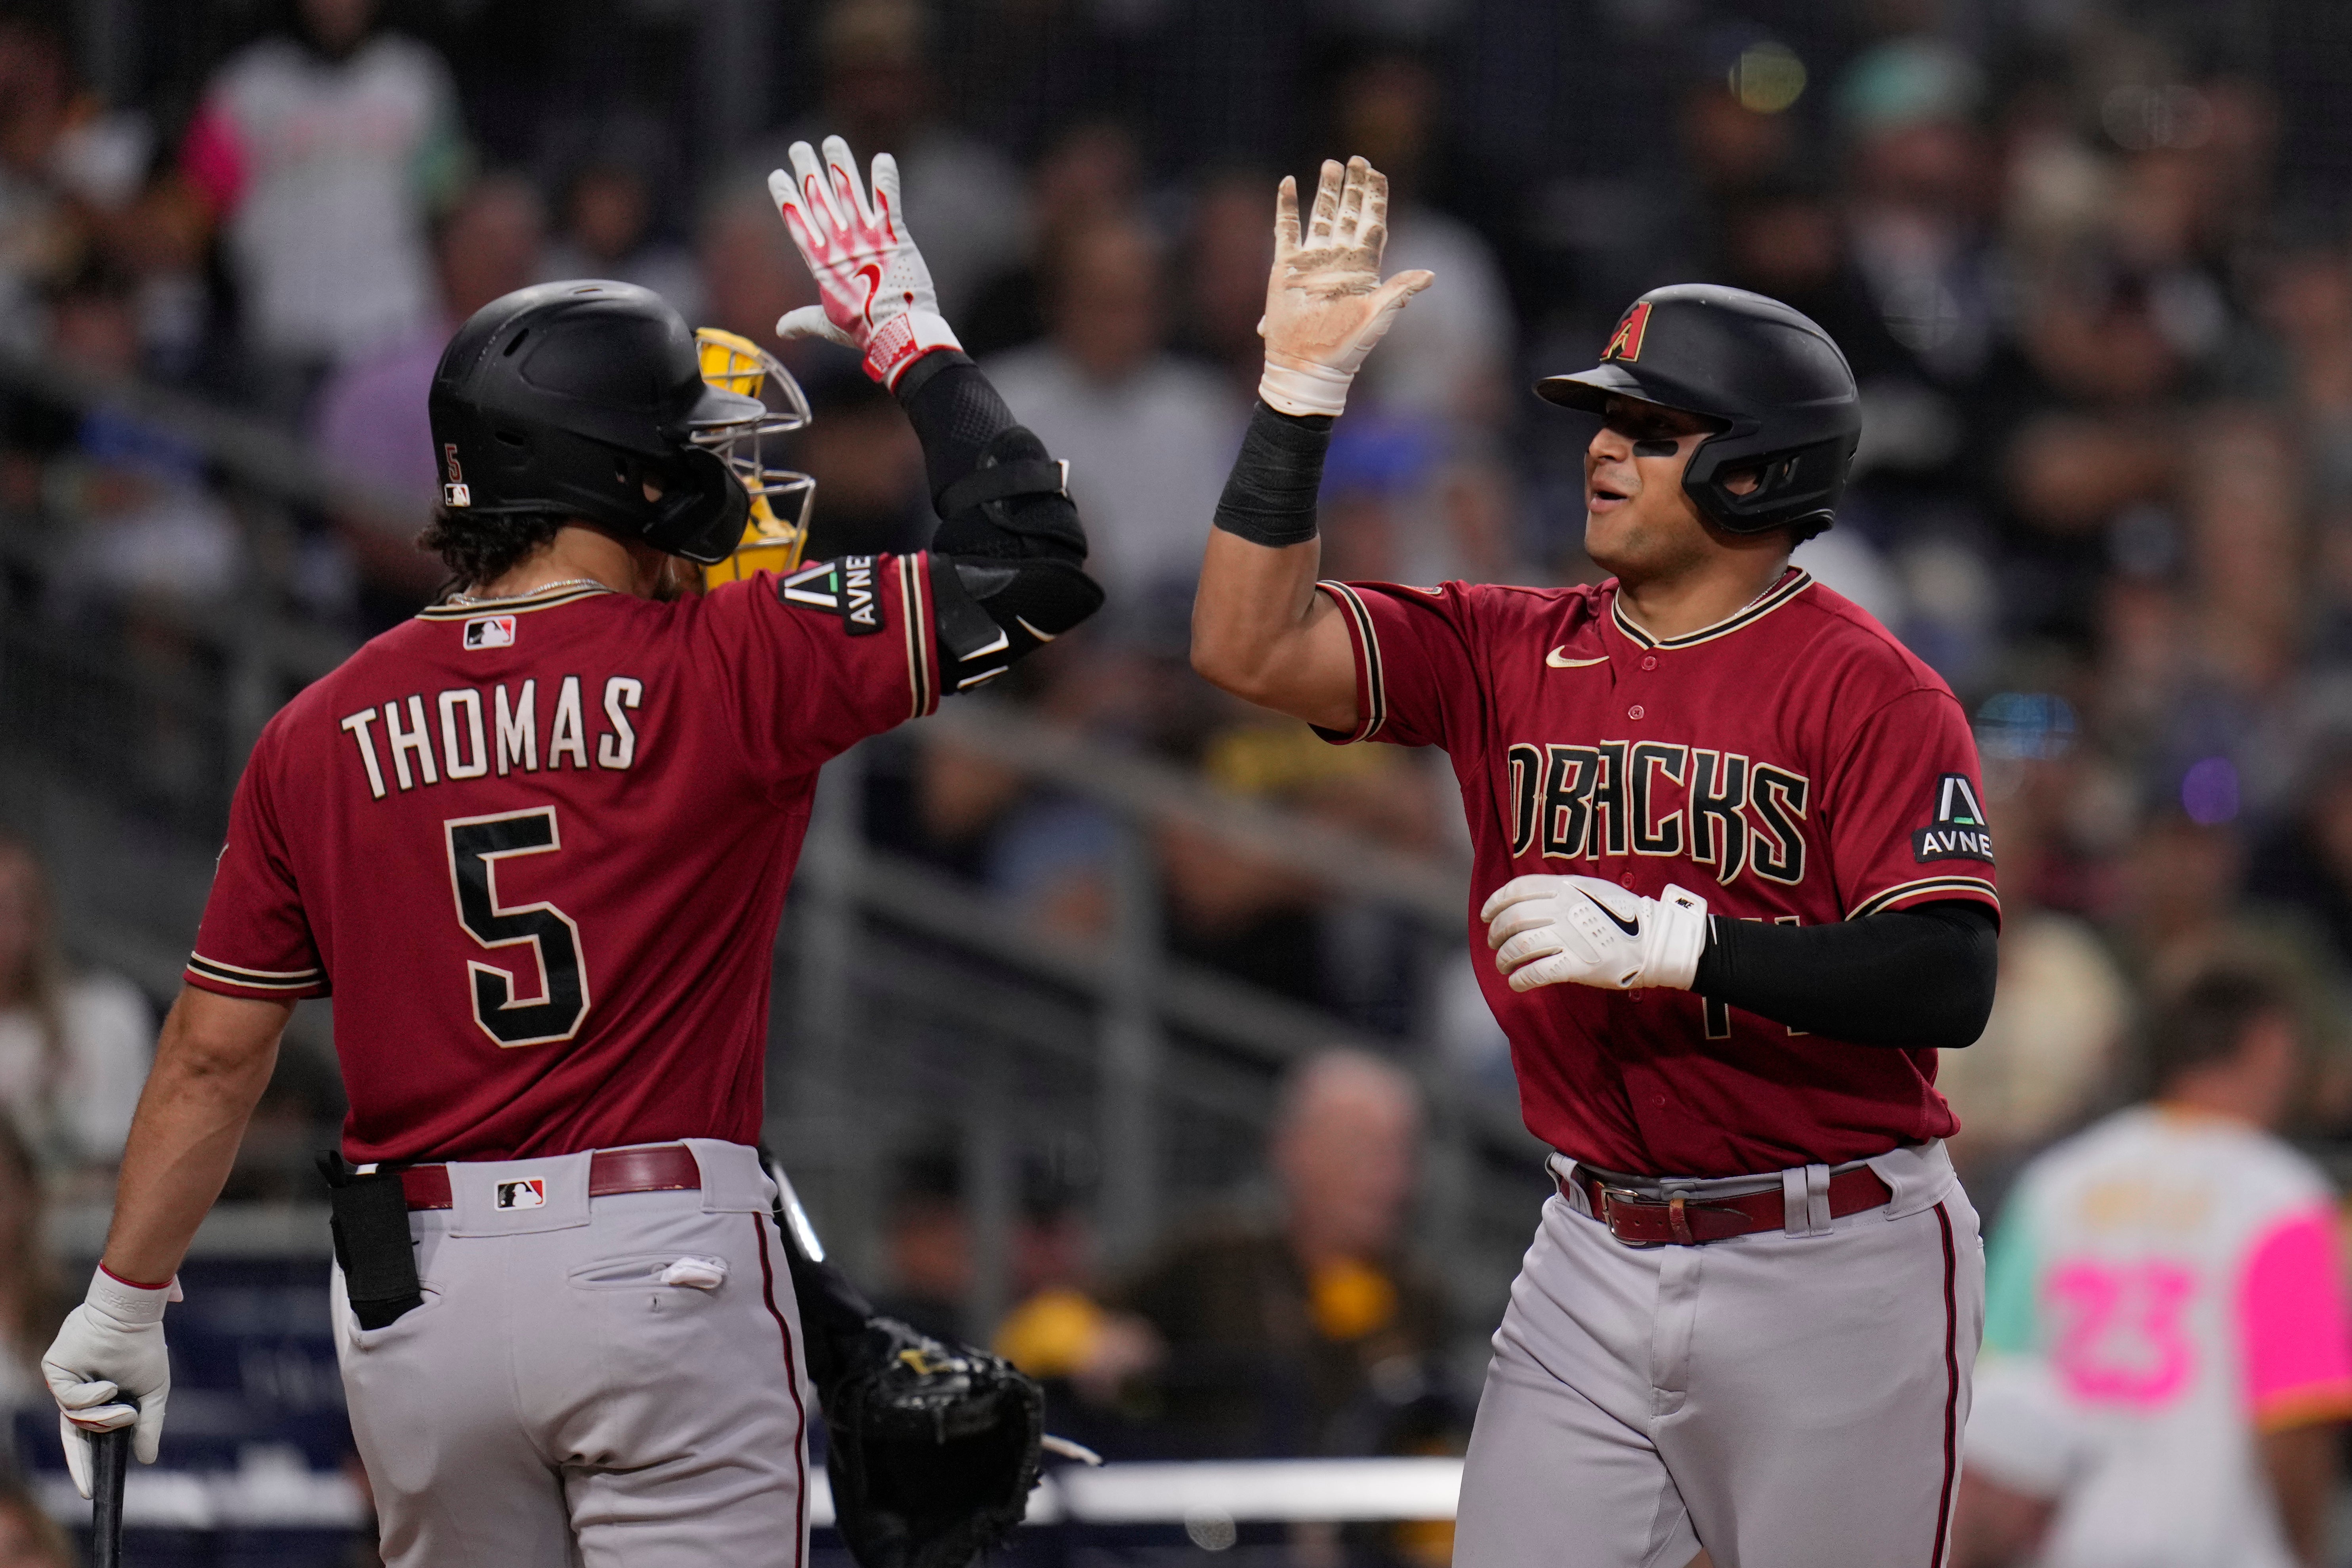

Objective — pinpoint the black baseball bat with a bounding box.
[88,1426,130,1568]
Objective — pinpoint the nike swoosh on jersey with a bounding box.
[1546,647,1609,668]
[1582,890,1642,938]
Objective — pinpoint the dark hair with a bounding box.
[2148,964,2296,1091]
[415,510,567,590]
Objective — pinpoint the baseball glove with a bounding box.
[823,1316,1045,1568]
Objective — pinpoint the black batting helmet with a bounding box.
[1537,284,1861,537]
[428,281,761,565]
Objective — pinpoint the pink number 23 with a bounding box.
[2047,1259,2199,1409]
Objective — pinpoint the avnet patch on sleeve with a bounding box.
[1914,773,1995,863]
[777,556,886,635]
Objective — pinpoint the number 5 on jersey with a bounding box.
[445,807,590,1047]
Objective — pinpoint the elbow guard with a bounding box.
[928,551,1103,695]
[930,424,1088,565]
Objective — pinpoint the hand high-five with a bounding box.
[768,135,961,389]
[1257,156,1435,418]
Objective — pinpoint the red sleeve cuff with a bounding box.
[1846,877,2001,926]
[185,951,327,1000]
[1312,582,1385,744]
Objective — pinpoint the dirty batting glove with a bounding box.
[769,135,962,390]
[1483,875,1709,993]
[1256,155,1434,418]
[43,1265,181,1497]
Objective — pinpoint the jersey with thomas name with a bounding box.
[183,562,944,1163]
[1316,567,1999,1176]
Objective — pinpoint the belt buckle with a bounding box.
[1596,1184,1674,1247]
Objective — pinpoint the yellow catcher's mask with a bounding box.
[694,328,817,588]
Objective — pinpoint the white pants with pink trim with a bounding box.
[330,1140,813,1568]
[1455,1140,1984,1568]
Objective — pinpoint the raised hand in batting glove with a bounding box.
[1483,875,1709,993]
[1257,155,1434,418]
[42,1266,179,1498]
[769,135,961,390]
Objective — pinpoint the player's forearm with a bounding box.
[1191,404,1357,728]
[2261,1423,2339,1566]
[890,348,1103,683]
[102,988,289,1284]
[1692,901,1997,1049]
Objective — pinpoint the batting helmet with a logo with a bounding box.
[1537,283,1861,538]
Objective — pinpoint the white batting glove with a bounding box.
[42,1266,180,1497]
[1483,875,1710,993]
[768,135,962,389]
[1257,156,1435,418]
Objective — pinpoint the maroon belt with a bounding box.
[398,1144,701,1211]
[1563,1166,1892,1246]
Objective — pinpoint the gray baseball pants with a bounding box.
[1454,1141,1984,1568]
[328,1139,812,1568]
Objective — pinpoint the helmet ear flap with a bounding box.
[643,446,752,565]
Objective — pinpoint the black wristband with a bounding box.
[1214,401,1334,548]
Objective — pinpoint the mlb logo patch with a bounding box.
[495,1178,547,1210]
[464,615,517,650]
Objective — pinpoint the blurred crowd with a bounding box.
[6,0,2352,1549]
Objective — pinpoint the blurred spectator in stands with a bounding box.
[697,179,823,371]
[793,369,929,560]
[0,1116,60,1413]
[1940,703,2130,1196]
[1836,36,2000,384]
[1182,168,1277,400]
[777,0,1023,321]
[2106,806,2245,984]
[1317,411,1520,591]
[2250,739,2352,970]
[181,0,469,415]
[313,174,545,617]
[1325,48,1511,432]
[0,837,151,1181]
[988,216,1242,627]
[1111,1049,1450,1457]
[43,266,242,615]
[993,1145,1159,1448]
[538,130,701,320]
[0,13,151,354]
[871,1146,970,1344]
[1957,963,2350,1568]
[0,1471,71,1566]
[962,119,1141,359]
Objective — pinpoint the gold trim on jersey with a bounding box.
[416,585,617,620]
[1611,568,1814,650]
[1847,876,2000,921]
[186,951,324,990]
[1315,582,1387,742]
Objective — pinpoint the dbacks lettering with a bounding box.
[1505,739,1811,888]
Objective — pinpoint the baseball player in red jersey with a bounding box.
[1192,158,2000,1566]
[37,136,1098,1566]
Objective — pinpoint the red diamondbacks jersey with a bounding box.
[1317,567,1999,1177]
[184,560,946,1163]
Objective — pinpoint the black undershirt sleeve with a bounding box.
[1691,900,1998,1049]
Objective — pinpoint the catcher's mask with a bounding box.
[1536,283,1861,538]
[694,327,818,588]
[428,281,768,565]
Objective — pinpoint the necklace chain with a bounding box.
[447,577,613,607]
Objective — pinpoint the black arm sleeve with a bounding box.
[892,349,1103,691]
[1691,900,1998,1049]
